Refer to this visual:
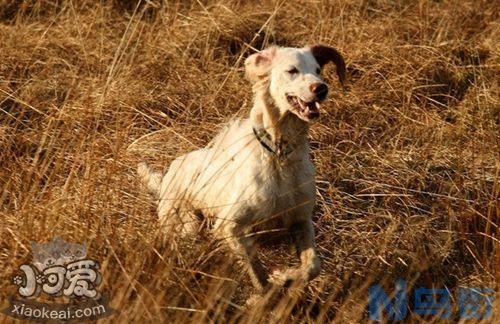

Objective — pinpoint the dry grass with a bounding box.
[0,0,498,322]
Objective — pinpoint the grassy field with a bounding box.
[0,0,498,322]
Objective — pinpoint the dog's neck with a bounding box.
[250,82,309,150]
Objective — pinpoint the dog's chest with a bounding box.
[249,157,314,221]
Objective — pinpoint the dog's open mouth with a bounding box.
[287,95,320,120]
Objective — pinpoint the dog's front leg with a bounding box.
[270,219,320,286]
[293,219,321,280]
[225,226,269,292]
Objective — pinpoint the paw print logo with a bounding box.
[12,275,23,286]
[36,274,45,284]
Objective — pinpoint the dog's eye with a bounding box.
[316,68,321,74]
[287,67,299,75]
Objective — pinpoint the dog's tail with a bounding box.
[137,162,162,199]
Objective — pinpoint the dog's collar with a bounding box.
[252,127,294,159]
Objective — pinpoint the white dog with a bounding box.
[138,45,346,292]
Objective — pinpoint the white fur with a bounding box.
[139,45,345,291]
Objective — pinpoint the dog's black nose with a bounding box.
[310,83,328,100]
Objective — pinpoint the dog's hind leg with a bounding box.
[158,205,200,238]
[156,152,206,238]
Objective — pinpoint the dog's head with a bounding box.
[245,45,345,122]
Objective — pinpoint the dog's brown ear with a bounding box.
[245,47,277,83]
[310,45,346,85]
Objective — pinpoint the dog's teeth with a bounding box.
[315,102,320,109]
[298,99,307,112]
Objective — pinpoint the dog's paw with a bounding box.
[245,293,263,307]
[268,268,306,287]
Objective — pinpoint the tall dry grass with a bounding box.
[0,0,498,322]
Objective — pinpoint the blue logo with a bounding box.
[369,279,495,321]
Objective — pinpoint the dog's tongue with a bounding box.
[306,101,320,111]
[297,100,320,118]
[305,101,320,118]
